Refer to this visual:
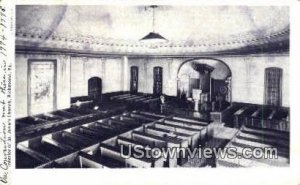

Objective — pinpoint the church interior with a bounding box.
[15,5,290,168]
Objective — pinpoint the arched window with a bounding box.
[153,66,163,96]
[264,67,282,106]
[130,66,139,94]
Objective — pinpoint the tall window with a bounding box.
[130,66,139,94]
[153,66,163,96]
[264,67,282,106]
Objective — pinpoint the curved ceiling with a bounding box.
[16,5,289,55]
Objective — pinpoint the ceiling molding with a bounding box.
[15,28,289,56]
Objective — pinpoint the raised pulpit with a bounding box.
[192,89,202,112]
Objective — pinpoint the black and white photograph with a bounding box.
[14,5,291,169]
[3,1,300,184]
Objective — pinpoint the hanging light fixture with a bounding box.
[140,5,167,43]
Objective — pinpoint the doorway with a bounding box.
[88,77,102,100]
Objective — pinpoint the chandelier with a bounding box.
[140,5,167,43]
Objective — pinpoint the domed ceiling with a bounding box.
[16,5,289,55]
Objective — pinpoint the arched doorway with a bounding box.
[88,77,102,100]
[130,66,139,94]
[177,58,232,110]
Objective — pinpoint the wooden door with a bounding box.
[88,77,102,99]
[130,66,139,94]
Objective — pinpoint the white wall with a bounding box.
[15,54,71,118]
[221,55,289,107]
[70,56,125,97]
[127,54,289,107]
[15,53,289,118]
[128,57,183,96]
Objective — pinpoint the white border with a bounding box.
[5,0,300,185]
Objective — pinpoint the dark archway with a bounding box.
[177,58,232,104]
[130,66,139,94]
[88,77,102,100]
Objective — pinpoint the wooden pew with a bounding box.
[162,119,207,144]
[114,94,139,101]
[78,152,107,168]
[268,108,289,131]
[171,116,210,126]
[233,105,258,128]
[51,131,94,150]
[132,97,155,109]
[140,97,160,111]
[51,110,78,118]
[131,131,167,148]
[145,126,191,147]
[26,137,72,160]
[42,136,76,152]
[118,116,141,124]
[16,144,51,168]
[16,116,46,130]
[121,115,153,125]
[34,113,63,122]
[64,108,95,116]
[210,103,244,124]
[129,113,159,122]
[71,126,107,141]
[124,95,147,102]
[117,137,167,167]
[85,122,121,136]
[95,120,128,133]
[100,143,153,168]
[36,161,65,168]
[133,111,166,119]
[16,148,46,168]
[80,144,126,168]
[117,136,153,148]
[241,126,289,141]
[153,123,200,149]
[251,107,274,128]
[110,93,131,100]
[145,126,191,165]
[217,125,290,167]
[108,118,140,129]
[163,119,205,132]
[132,96,153,103]
[16,121,32,130]
[131,130,185,167]
[237,130,289,148]
[45,153,82,168]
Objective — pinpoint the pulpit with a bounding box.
[192,89,202,112]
